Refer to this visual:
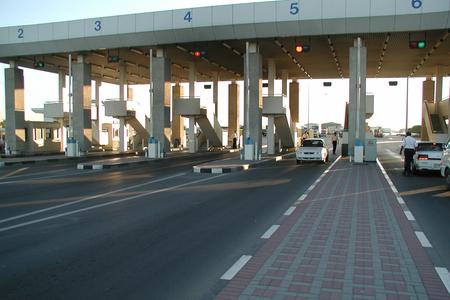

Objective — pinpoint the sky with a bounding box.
[0,0,449,131]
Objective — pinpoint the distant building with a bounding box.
[321,122,343,134]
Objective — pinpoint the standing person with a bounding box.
[331,132,339,155]
[232,131,237,149]
[399,131,417,176]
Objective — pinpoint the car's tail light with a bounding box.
[418,154,428,160]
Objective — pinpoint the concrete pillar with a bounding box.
[289,80,299,124]
[93,80,101,147]
[58,71,65,102]
[267,59,276,155]
[188,63,197,153]
[435,66,443,113]
[150,48,171,154]
[281,70,288,97]
[244,42,263,159]
[228,81,240,147]
[172,83,185,147]
[212,72,221,143]
[118,63,127,152]
[58,71,66,152]
[290,80,299,146]
[348,38,367,157]
[4,66,25,155]
[421,77,435,140]
[72,55,92,152]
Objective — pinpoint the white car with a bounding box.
[440,140,450,189]
[296,138,329,164]
[411,142,446,174]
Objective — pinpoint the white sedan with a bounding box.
[411,141,445,173]
[296,138,329,164]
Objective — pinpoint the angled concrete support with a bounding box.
[348,38,367,158]
[4,66,25,155]
[244,42,263,160]
[72,56,92,153]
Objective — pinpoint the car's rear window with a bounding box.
[303,140,323,147]
[417,143,444,151]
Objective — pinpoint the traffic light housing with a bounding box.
[108,55,120,63]
[295,44,310,53]
[194,50,207,57]
[34,61,45,68]
[409,40,426,49]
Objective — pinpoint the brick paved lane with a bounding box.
[216,158,450,300]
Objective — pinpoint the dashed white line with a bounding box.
[220,255,252,280]
[261,225,280,239]
[284,206,296,216]
[435,267,450,294]
[0,172,187,226]
[397,196,405,204]
[404,211,415,221]
[298,194,307,201]
[307,185,315,191]
[415,231,432,248]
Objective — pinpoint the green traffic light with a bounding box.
[417,41,426,49]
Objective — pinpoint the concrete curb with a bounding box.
[193,152,295,174]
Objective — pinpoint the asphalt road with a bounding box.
[376,136,450,271]
[0,140,448,299]
[0,150,333,300]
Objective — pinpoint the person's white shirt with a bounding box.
[402,136,417,149]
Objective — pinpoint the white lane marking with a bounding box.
[0,173,186,225]
[220,255,252,280]
[0,173,226,233]
[307,185,315,191]
[92,165,103,170]
[284,206,296,216]
[261,225,280,239]
[397,196,405,204]
[391,186,399,194]
[435,267,450,294]
[404,211,415,221]
[415,231,432,248]
[275,156,282,161]
[298,194,307,201]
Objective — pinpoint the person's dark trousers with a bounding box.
[232,138,237,149]
[332,141,337,154]
[404,148,415,175]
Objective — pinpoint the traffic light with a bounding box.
[295,44,310,53]
[409,40,426,49]
[193,50,207,57]
[34,61,45,68]
[108,55,120,63]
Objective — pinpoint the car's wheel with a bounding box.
[445,168,450,190]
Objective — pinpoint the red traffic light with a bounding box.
[295,44,310,53]
[194,51,201,57]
